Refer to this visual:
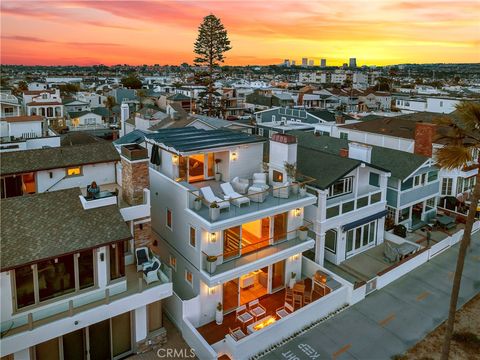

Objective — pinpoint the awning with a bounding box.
[342,209,388,232]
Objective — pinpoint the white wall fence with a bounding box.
[223,286,349,360]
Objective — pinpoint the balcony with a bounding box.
[188,180,316,227]
[326,188,382,220]
[0,264,172,340]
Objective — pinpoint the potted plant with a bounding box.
[215,158,222,181]
[206,255,217,274]
[299,183,307,197]
[216,302,223,325]
[284,162,298,194]
[289,272,296,289]
[209,202,220,221]
[193,196,203,211]
[298,225,308,240]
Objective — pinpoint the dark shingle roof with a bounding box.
[68,110,99,118]
[293,131,429,180]
[1,143,120,175]
[113,129,148,145]
[306,110,354,122]
[167,93,191,101]
[145,128,265,153]
[0,188,131,271]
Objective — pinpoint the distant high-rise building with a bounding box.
[342,63,348,68]
[349,58,357,68]
[320,59,326,67]
[308,59,314,67]
[302,58,308,67]
[292,60,296,66]
[283,59,290,67]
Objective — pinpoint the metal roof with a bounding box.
[145,128,265,153]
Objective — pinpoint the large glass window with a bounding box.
[325,230,337,253]
[38,255,75,302]
[369,173,380,187]
[78,250,95,290]
[328,177,353,198]
[441,178,453,196]
[346,221,376,256]
[401,178,413,191]
[14,265,35,309]
[110,242,125,281]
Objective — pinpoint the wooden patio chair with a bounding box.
[285,288,293,304]
[293,283,305,295]
[248,299,266,321]
[276,302,294,319]
[303,289,313,305]
[229,327,246,341]
[293,294,303,309]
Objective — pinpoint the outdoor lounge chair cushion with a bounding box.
[200,186,230,210]
[221,182,250,207]
[143,259,160,276]
[137,249,149,265]
[231,177,249,194]
[253,173,267,185]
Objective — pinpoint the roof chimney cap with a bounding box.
[271,133,297,144]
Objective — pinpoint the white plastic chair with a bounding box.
[221,182,250,207]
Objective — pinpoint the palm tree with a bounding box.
[435,102,480,360]
[103,96,116,123]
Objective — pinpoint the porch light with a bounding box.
[172,155,179,165]
[208,286,216,295]
[230,151,238,161]
[295,208,301,217]
[210,232,217,243]
[293,254,300,261]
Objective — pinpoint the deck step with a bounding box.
[340,263,372,282]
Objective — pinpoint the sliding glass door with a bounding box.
[271,260,286,292]
[346,221,377,258]
[223,278,239,314]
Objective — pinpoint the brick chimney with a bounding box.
[121,144,149,206]
[339,148,349,157]
[414,122,436,157]
[335,113,345,124]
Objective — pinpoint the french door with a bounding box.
[346,221,377,258]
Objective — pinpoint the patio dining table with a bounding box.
[437,215,455,227]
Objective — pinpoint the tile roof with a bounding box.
[0,188,131,271]
[1,115,45,123]
[1,142,119,175]
[145,128,265,153]
[26,101,62,106]
[23,90,56,95]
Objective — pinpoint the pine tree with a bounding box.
[194,14,231,116]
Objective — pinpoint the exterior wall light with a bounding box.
[210,232,217,243]
[231,151,238,161]
[295,208,301,217]
[172,154,179,165]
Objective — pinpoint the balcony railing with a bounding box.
[188,176,316,223]
[0,264,171,338]
[201,220,313,276]
[326,190,382,220]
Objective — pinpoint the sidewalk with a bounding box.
[263,232,480,360]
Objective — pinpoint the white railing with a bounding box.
[120,189,151,221]
[79,194,117,210]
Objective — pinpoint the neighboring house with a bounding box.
[23,89,64,120]
[301,132,439,231]
[63,99,91,113]
[67,110,104,130]
[27,82,48,91]
[291,132,390,266]
[188,115,254,134]
[245,89,295,110]
[221,88,245,119]
[0,92,22,118]
[0,142,119,198]
[145,128,349,359]
[126,107,169,134]
[358,91,392,111]
[337,113,477,200]
[73,91,107,108]
[0,115,60,152]
[393,95,462,114]
[0,182,172,359]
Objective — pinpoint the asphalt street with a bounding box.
[263,233,480,360]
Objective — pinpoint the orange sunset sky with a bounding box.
[1,0,479,66]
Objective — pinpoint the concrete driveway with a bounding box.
[263,233,480,360]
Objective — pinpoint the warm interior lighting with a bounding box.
[253,317,276,331]
[231,151,238,161]
[295,208,301,217]
[66,167,81,176]
[172,154,179,165]
[210,232,217,243]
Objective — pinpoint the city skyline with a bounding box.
[1,0,479,66]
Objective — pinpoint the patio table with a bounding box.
[437,215,455,227]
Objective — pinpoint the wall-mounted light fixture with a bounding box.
[210,232,217,243]
[172,154,179,165]
[230,151,238,161]
[295,208,301,217]
[293,254,300,261]
[208,286,216,295]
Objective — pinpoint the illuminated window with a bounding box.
[189,227,196,248]
[166,209,172,230]
[185,270,193,286]
[66,166,82,177]
[169,255,177,270]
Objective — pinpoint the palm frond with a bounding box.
[456,102,480,132]
[435,145,475,170]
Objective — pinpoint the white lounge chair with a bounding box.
[231,177,249,194]
[200,186,230,212]
[221,182,250,207]
[273,181,290,199]
[252,172,267,186]
[143,257,161,284]
[135,246,151,272]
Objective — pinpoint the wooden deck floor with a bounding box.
[197,279,323,345]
